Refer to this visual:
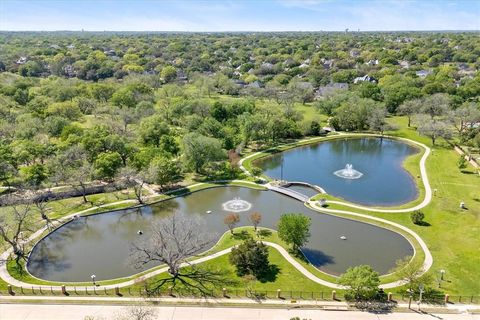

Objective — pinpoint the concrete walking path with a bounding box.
[1,302,479,320]
[0,135,433,294]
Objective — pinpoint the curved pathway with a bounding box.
[0,136,433,292]
[239,134,434,287]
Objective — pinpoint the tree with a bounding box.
[338,265,380,301]
[421,93,450,119]
[34,198,55,230]
[249,212,262,231]
[117,166,147,204]
[397,99,420,127]
[367,107,390,135]
[94,151,123,180]
[147,156,182,190]
[138,115,170,147]
[161,66,177,83]
[20,163,47,189]
[450,102,480,134]
[0,195,34,267]
[277,213,311,251]
[390,256,431,293]
[182,133,226,173]
[410,210,425,225]
[130,213,231,295]
[416,116,452,145]
[457,156,467,171]
[224,213,240,234]
[229,237,270,278]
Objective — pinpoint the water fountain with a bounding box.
[334,164,363,179]
[222,197,252,212]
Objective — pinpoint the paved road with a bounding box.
[1,303,479,320]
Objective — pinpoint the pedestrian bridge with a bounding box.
[267,185,309,202]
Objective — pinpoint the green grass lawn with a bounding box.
[1,116,479,297]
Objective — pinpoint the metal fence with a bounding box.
[1,285,479,304]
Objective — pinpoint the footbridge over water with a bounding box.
[282,181,326,194]
[266,185,310,202]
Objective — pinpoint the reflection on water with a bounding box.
[256,137,418,205]
[28,187,413,282]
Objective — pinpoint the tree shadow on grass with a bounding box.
[257,264,280,283]
[414,221,431,227]
[257,229,272,238]
[232,230,250,240]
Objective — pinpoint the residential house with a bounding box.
[16,57,27,64]
[365,59,379,66]
[416,70,432,78]
[353,75,377,84]
[314,83,348,99]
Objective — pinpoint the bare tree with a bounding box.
[117,167,147,204]
[450,102,480,134]
[130,213,232,296]
[390,256,432,292]
[34,198,56,231]
[249,212,262,231]
[224,213,240,234]
[114,304,157,320]
[416,115,452,145]
[68,161,95,203]
[0,196,34,267]
[421,93,450,120]
[398,99,421,127]
[368,107,392,135]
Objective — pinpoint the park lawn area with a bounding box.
[129,246,333,296]
[346,118,480,295]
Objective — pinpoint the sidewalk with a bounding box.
[1,294,479,313]
[0,301,479,320]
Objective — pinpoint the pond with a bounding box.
[27,187,413,282]
[255,137,419,206]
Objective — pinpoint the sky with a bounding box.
[1,0,479,32]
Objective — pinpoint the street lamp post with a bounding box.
[91,274,96,286]
[440,269,446,281]
[417,284,424,311]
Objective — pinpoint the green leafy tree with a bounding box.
[182,133,226,173]
[147,156,182,190]
[457,156,467,171]
[94,151,123,180]
[161,66,177,83]
[229,237,270,278]
[277,213,311,251]
[410,210,425,225]
[338,265,380,301]
[138,116,170,147]
[20,163,47,188]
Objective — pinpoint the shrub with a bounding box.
[250,166,263,177]
[229,237,270,278]
[338,265,380,301]
[457,156,467,171]
[277,213,311,251]
[410,210,425,225]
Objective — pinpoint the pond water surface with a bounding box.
[255,137,419,206]
[28,187,413,282]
